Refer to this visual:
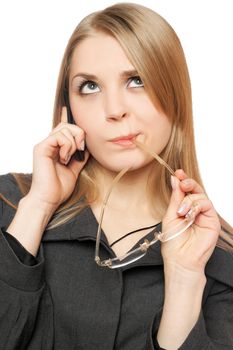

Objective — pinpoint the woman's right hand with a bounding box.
[27,107,89,211]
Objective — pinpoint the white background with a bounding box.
[0,1,232,225]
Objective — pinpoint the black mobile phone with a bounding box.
[63,90,85,161]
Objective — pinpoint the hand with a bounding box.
[27,107,89,210]
[161,169,221,275]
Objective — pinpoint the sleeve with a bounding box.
[178,281,233,349]
[0,175,54,349]
[3,230,38,266]
[147,280,233,349]
[146,309,165,349]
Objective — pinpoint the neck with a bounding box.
[92,160,161,217]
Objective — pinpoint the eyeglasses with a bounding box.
[95,139,196,269]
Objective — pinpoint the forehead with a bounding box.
[69,33,134,76]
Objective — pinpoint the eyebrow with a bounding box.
[71,69,139,82]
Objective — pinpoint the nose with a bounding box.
[104,89,128,121]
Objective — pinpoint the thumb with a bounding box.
[165,175,185,219]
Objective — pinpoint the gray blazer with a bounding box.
[0,173,233,349]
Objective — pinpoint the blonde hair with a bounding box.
[2,3,233,250]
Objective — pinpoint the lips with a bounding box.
[109,134,138,147]
[110,134,138,142]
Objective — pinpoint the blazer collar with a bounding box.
[42,206,164,267]
[42,206,233,286]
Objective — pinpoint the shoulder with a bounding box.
[205,243,233,288]
[0,173,30,228]
[0,173,23,204]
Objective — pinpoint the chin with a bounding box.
[98,156,154,174]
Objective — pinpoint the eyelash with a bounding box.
[76,76,144,95]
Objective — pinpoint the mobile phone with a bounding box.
[63,90,85,161]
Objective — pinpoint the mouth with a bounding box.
[110,134,139,146]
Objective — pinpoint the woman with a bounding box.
[0,3,233,349]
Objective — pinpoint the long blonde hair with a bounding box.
[2,3,233,250]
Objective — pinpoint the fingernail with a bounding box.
[79,140,85,151]
[185,204,198,220]
[64,154,71,164]
[177,202,189,214]
[171,175,176,190]
[185,208,195,221]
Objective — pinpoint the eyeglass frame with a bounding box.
[94,139,196,269]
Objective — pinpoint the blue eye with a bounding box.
[79,81,100,94]
[128,76,144,88]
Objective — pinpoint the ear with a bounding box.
[61,106,68,123]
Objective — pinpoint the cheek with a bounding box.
[71,101,105,158]
[135,94,170,129]
[137,103,172,149]
[150,118,172,154]
[149,116,172,139]
[71,98,104,136]
[73,112,99,138]
[71,95,172,161]
[73,115,103,153]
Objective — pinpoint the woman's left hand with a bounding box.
[161,169,221,275]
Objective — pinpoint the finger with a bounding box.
[177,193,208,217]
[187,198,220,233]
[67,149,90,179]
[166,175,185,219]
[61,106,68,123]
[174,169,188,180]
[190,198,214,219]
[60,128,85,152]
[175,169,204,195]
[51,122,80,135]
[59,129,78,162]
[180,178,204,194]
[73,129,85,151]
[51,125,85,151]
[59,128,85,154]
[192,199,221,234]
[46,131,73,164]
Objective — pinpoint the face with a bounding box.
[69,33,172,173]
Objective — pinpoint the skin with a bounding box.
[7,32,221,349]
[68,33,172,215]
[69,34,171,174]
[66,32,174,248]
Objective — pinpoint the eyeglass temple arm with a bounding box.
[132,139,175,176]
[95,139,180,265]
[95,166,131,263]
